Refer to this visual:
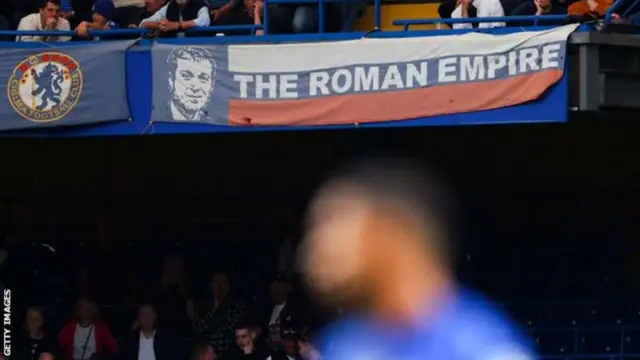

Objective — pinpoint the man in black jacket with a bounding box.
[119,303,181,360]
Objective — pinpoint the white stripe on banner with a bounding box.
[228,24,579,74]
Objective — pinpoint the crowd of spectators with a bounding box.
[438,0,640,29]
[1,0,639,42]
[0,232,331,360]
[0,0,365,41]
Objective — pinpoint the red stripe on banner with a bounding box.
[228,69,563,126]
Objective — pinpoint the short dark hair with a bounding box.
[191,341,215,360]
[319,157,457,266]
[42,0,61,8]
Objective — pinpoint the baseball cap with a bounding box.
[92,0,117,21]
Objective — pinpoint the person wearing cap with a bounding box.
[75,0,120,37]
[267,327,301,360]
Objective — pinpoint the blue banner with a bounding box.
[0,41,133,131]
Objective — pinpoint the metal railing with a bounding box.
[0,0,630,40]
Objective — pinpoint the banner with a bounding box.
[0,41,132,131]
[151,24,578,126]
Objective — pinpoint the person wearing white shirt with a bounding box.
[16,0,72,42]
[451,0,506,29]
[120,303,181,360]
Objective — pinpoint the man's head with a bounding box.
[25,307,44,333]
[146,0,166,12]
[168,46,216,119]
[235,324,256,349]
[192,342,217,360]
[210,271,230,299]
[92,0,116,26]
[269,274,291,305]
[40,0,61,21]
[75,298,99,325]
[138,303,158,331]
[298,157,456,309]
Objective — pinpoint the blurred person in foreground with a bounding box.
[298,157,536,360]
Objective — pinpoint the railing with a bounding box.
[0,0,631,41]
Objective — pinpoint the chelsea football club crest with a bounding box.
[6,52,83,123]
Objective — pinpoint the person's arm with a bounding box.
[180,6,211,29]
[16,16,42,42]
[58,18,72,41]
[212,0,240,22]
[478,0,506,28]
[140,3,169,28]
[99,322,119,353]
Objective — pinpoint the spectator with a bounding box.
[191,342,218,360]
[156,254,193,337]
[75,0,120,37]
[229,323,267,360]
[208,0,254,35]
[568,0,613,19]
[114,0,146,27]
[264,275,300,351]
[16,1,71,43]
[12,307,59,360]
[191,271,246,354]
[507,0,570,24]
[450,0,506,29]
[119,303,181,360]
[139,0,210,36]
[142,0,168,18]
[266,328,300,360]
[58,298,118,360]
[296,328,321,360]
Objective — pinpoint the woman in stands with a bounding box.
[58,298,118,360]
[12,307,59,360]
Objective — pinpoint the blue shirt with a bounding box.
[92,0,118,22]
[319,290,536,360]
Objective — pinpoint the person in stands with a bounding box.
[156,253,193,337]
[58,298,118,360]
[16,0,72,42]
[139,0,210,36]
[119,303,181,360]
[12,307,59,360]
[75,0,121,37]
[113,0,146,27]
[266,327,301,360]
[229,323,267,360]
[191,342,218,360]
[190,270,246,354]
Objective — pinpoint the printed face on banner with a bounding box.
[167,46,216,122]
[6,52,83,123]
